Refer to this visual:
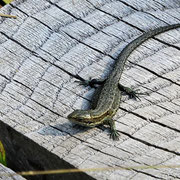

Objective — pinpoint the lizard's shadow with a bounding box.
[37,122,95,137]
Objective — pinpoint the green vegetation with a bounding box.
[0,141,7,166]
[3,0,13,4]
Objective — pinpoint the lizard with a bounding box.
[68,23,180,140]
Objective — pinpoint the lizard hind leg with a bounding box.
[118,84,147,100]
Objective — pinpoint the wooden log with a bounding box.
[0,0,180,179]
[0,164,26,180]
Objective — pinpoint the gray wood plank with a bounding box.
[0,164,26,180]
[0,0,180,179]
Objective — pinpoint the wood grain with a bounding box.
[0,0,180,179]
[0,164,25,180]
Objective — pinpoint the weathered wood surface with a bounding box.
[0,0,180,179]
[0,164,26,180]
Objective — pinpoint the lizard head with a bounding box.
[67,110,94,127]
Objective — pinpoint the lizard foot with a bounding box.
[125,88,144,100]
[118,84,147,101]
[75,74,104,88]
[110,130,120,141]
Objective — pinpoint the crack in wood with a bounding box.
[130,61,180,86]
[132,169,164,179]
[48,0,111,37]
[120,129,180,156]
[120,107,180,133]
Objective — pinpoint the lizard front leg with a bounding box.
[104,117,119,141]
[75,74,106,88]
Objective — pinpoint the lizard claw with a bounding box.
[127,89,141,100]
[110,130,120,141]
[75,79,91,87]
[75,74,97,88]
[129,90,149,101]
[125,88,147,101]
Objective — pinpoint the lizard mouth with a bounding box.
[67,111,96,127]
